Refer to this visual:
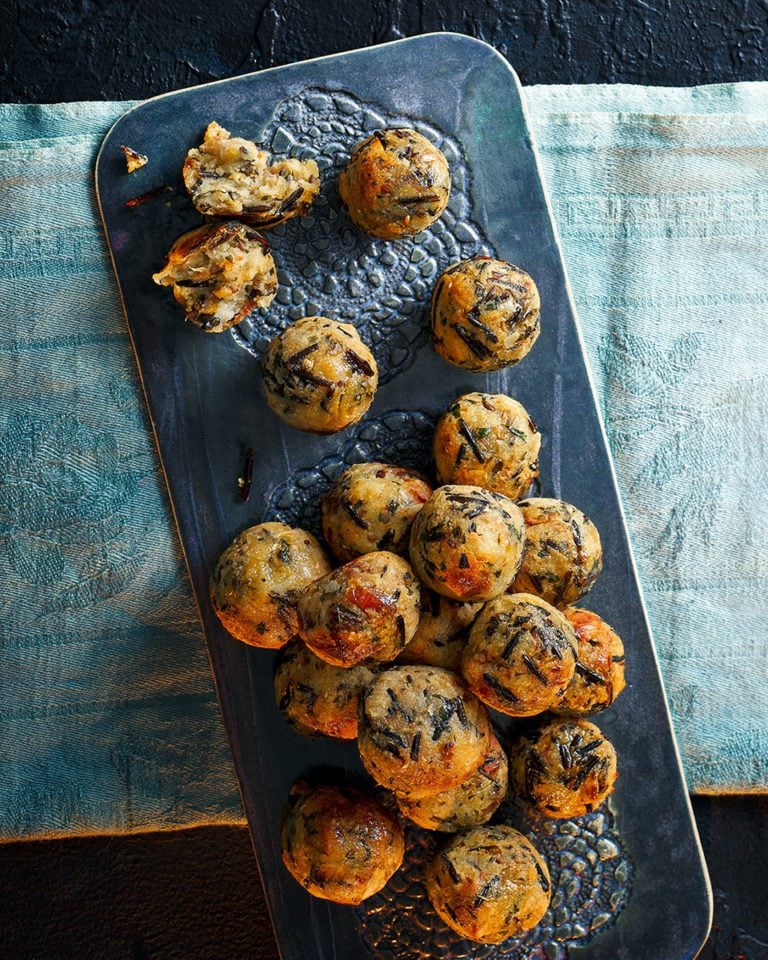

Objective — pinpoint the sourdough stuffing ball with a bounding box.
[510,717,618,818]
[358,665,492,799]
[511,498,603,606]
[398,589,481,672]
[152,221,277,332]
[409,485,526,602]
[431,257,540,371]
[261,317,378,434]
[210,522,330,648]
[183,121,320,226]
[321,462,433,562]
[425,825,551,944]
[462,593,577,717]
[552,607,626,717]
[433,392,541,499]
[338,128,451,239]
[274,640,380,739]
[281,782,404,904]
[297,551,420,667]
[396,733,508,832]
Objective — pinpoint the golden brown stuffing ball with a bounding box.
[431,257,541,372]
[274,640,380,739]
[551,607,627,717]
[297,551,420,667]
[210,522,330,648]
[358,665,492,799]
[152,221,277,333]
[433,392,541,499]
[396,733,508,832]
[398,590,481,672]
[511,498,603,607]
[281,781,404,905]
[408,485,525,602]
[183,121,320,226]
[425,825,551,944]
[261,317,378,434]
[338,128,451,239]
[321,462,433,562]
[509,717,618,819]
[462,593,577,717]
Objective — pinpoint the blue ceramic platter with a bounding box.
[96,33,711,960]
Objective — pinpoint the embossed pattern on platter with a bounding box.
[357,800,631,960]
[232,88,494,382]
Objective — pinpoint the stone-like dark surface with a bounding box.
[2,0,768,101]
[0,798,766,959]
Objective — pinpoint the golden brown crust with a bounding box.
[183,121,320,226]
[321,462,433,562]
[398,589,481,672]
[510,498,603,607]
[338,128,450,239]
[274,640,380,739]
[431,258,540,371]
[297,551,421,667]
[152,221,277,333]
[357,665,492,799]
[509,718,618,819]
[433,392,541,499]
[425,825,551,944]
[462,593,577,717]
[261,317,378,434]
[209,522,330,648]
[551,607,627,717]
[396,733,508,832]
[281,782,404,904]
[408,485,525,602]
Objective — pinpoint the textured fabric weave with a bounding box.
[0,83,766,840]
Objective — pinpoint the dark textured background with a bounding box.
[3,0,768,101]
[2,3,768,959]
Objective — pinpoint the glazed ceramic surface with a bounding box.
[96,33,711,960]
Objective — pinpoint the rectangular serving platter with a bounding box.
[96,33,712,960]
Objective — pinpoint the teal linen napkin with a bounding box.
[1,83,766,840]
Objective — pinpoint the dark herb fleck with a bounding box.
[286,342,320,365]
[455,697,468,727]
[575,662,606,685]
[466,313,499,342]
[280,186,304,212]
[534,858,550,893]
[458,418,485,462]
[525,750,545,798]
[399,194,441,205]
[501,635,520,659]
[573,753,602,788]
[342,499,369,530]
[522,654,548,685]
[443,855,461,885]
[344,348,375,377]
[482,673,519,703]
[452,323,492,360]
